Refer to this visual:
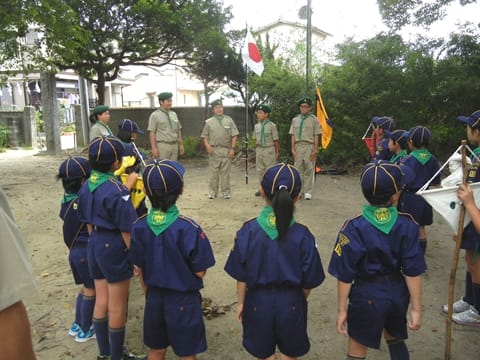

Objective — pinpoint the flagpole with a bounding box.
[244,64,249,185]
[444,139,468,360]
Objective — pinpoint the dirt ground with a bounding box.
[1,148,479,360]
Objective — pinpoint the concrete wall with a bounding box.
[0,106,36,148]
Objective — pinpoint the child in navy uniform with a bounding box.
[441,110,480,326]
[224,163,325,360]
[57,157,96,343]
[387,129,408,164]
[328,161,426,360]
[371,116,395,161]
[78,136,139,360]
[398,126,441,255]
[130,159,216,360]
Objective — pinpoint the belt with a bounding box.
[157,141,178,144]
[295,141,313,145]
[354,272,403,285]
[211,145,229,148]
[256,145,274,148]
[93,225,119,233]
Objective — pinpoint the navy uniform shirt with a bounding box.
[130,215,215,292]
[461,147,480,250]
[59,196,89,248]
[372,137,393,162]
[400,152,441,191]
[328,213,426,283]
[224,219,325,289]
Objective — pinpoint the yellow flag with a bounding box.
[316,87,333,149]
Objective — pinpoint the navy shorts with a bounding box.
[348,279,409,349]
[87,230,133,283]
[461,222,480,251]
[399,191,433,226]
[144,288,206,357]
[69,245,94,289]
[242,286,309,358]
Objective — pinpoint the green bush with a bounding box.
[182,136,203,158]
[0,125,9,148]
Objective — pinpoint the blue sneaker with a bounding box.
[75,326,96,343]
[68,322,81,337]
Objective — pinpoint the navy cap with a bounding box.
[297,96,313,107]
[361,161,411,197]
[406,126,431,146]
[143,159,185,195]
[210,99,223,107]
[118,118,144,135]
[58,156,90,179]
[457,110,480,129]
[261,163,302,198]
[372,116,394,131]
[386,129,408,148]
[88,136,125,164]
[158,92,173,101]
[93,105,109,115]
[257,103,272,113]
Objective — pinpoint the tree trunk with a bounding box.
[40,71,61,154]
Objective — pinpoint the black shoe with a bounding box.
[254,191,260,197]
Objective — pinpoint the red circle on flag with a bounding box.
[248,43,262,63]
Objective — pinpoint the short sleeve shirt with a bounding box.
[289,113,321,143]
[200,115,239,147]
[253,120,279,147]
[90,122,113,141]
[147,108,182,143]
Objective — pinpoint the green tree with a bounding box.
[25,0,230,104]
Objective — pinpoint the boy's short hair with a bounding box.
[143,159,185,196]
[372,116,394,131]
[360,161,410,204]
[386,129,408,148]
[406,126,431,148]
[58,156,90,180]
[88,136,125,165]
[457,110,480,130]
[261,163,302,199]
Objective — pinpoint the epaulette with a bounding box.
[398,211,419,225]
[340,215,362,231]
[133,213,147,225]
[178,214,200,228]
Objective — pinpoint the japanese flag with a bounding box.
[242,30,264,76]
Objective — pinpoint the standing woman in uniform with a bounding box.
[89,105,113,141]
[78,136,138,360]
[225,163,325,359]
[201,99,239,199]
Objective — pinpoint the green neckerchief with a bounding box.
[410,148,432,165]
[62,193,77,204]
[96,121,113,135]
[160,107,172,129]
[362,205,398,235]
[260,119,270,145]
[87,170,116,192]
[215,115,229,134]
[147,205,180,236]
[390,150,407,163]
[297,112,312,140]
[472,147,480,162]
[256,206,296,240]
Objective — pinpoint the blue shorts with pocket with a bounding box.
[87,229,132,283]
[348,277,409,349]
[144,287,206,357]
[69,245,94,288]
[242,286,309,358]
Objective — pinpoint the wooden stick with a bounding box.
[445,139,468,360]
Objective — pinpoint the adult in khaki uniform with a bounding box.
[253,104,279,196]
[201,99,239,199]
[289,96,321,200]
[148,92,184,160]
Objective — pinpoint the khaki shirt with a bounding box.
[89,122,113,141]
[253,120,279,147]
[289,113,321,143]
[201,115,239,147]
[147,108,182,143]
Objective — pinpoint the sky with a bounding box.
[222,0,480,46]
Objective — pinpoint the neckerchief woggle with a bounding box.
[88,170,116,192]
[362,205,398,234]
[256,206,295,240]
[410,149,432,165]
[62,193,77,204]
[147,205,180,235]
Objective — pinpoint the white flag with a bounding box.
[242,30,264,76]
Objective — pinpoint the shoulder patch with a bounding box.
[334,232,351,257]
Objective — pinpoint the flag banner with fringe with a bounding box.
[315,87,333,149]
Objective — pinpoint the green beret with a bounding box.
[210,99,223,107]
[297,96,313,107]
[257,104,272,113]
[158,92,173,101]
[93,105,109,115]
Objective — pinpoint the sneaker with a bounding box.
[223,192,231,199]
[304,193,312,200]
[122,347,147,360]
[68,322,81,337]
[75,326,96,343]
[442,298,471,314]
[208,193,216,199]
[97,356,111,360]
[452,306,480,327]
